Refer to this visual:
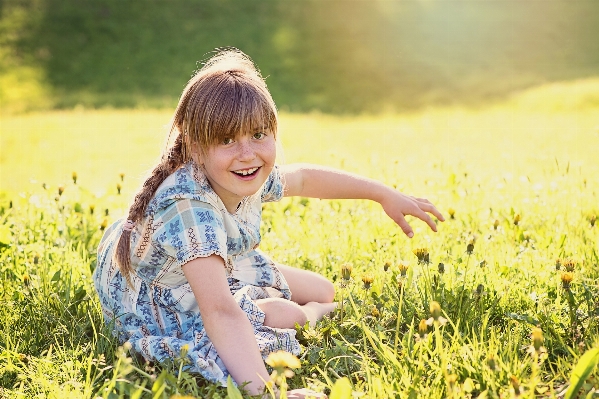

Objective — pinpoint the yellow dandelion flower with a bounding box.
[561,272,573,290]
[563,259,576,272]
[510,375,522,396]
[116,183,122,195]
[361,274,374,290]
[513,214,521,226]
[448,208,455,219]
[426,300,447,326]
[430,301,441,320]
[72,172,78,184]
[370,306,380,318]
[180,344,189,358]
[412,248,430,264]
[58,185,65,196]
[265,350,301,369]
[493,219,500,230]
[119,172,125,182]
[340,264,353,281]
[418,319,428,338]
[531,327,544,352]
[398,261,409,277]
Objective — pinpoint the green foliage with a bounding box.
[2,0,599,113]
[565,347,599,399]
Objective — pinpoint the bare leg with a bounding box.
[256,298,307,329]
[276,264,336,305]
[256,298,337,328]
[302,302,338,327]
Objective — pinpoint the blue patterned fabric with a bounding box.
[93,162,299,385]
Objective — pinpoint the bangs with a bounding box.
[202,75,277,145]
[175,59,278,157]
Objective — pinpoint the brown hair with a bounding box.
[114,48,278,286]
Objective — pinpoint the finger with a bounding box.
[418,202,445,222]
[393,214,414,238]
[414,209,437,232]
[414,197,432,204]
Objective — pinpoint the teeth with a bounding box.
[234,167,258,176]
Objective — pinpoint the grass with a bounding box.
[1,81,599,397]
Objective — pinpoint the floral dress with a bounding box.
[93,162,300,385]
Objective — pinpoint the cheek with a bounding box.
[260,141,277,164]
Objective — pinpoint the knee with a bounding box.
[260,299,308,329]
[320,279,336,303]
[288,306,308,327]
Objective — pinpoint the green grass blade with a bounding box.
[227,375,244,399]
[330,377,352,399]
[564,347,599,399]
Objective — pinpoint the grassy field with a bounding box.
[1,80,599,398]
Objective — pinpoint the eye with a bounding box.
[222,137,235,145]
[252,132,266,140]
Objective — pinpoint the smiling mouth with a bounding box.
[232,166,260,177]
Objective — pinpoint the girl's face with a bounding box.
[198,129,276,213]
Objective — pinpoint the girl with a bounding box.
[93,49,444,398]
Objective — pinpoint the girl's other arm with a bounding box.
[280,163,445,238]
[182,255,270,395]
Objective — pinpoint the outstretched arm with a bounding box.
[280,163,445,238]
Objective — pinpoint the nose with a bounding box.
[237,138,256,161]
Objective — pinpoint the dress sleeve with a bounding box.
[151,199,228,267]
[260,165,284,203]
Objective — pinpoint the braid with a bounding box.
[114,134,185,287]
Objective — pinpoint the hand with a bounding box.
[287,388,327,398]
[379,189,445,238]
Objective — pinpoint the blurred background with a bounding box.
[2,0,599,114]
